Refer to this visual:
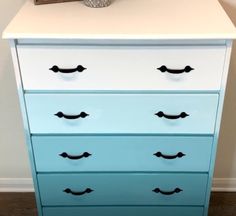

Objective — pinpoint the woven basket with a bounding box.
[84,0,112,8]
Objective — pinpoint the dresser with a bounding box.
[3,0,236,215]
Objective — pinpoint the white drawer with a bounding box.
[17,45,226,91]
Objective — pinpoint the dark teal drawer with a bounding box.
[32,136,213,172]
[43,206,204,216]
[38,173,208,206]
[25,94,218,134]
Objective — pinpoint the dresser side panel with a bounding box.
[203,40,233,216]
[9,39,43,216]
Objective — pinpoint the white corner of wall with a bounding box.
[0,178,34,192]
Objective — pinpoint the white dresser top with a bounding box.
[3,0,236,40]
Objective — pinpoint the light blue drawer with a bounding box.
[38,173,208,206]
[43,206,204,216]
[32,136,213,172]
[25,94,218,134]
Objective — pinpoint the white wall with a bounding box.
[0,0,31,179]
[0,0,236,191]
[215,0,236,178]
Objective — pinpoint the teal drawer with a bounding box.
[43,206,204,216]
[32,136,213,172]
[38,173,208,206]
[25,94,218,134]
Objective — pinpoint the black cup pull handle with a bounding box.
[55,111,89,120]
[153,188,183,195]
[59,152,92,160]
[50,65,87,73]
[154,152,186,160]
[157,65,194,74]
[64,188,93,196]
[155,111,189,120]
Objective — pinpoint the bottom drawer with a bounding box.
[38,173,208,206]
[43,206,204,216]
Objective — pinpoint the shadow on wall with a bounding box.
[215,0,236,178]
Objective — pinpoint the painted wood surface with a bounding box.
[32,136,213,172]
[9,40,43,216]
[38,173,208,206]
[4,1,235,215]
[3,0,236,39]
[17,45,226,91]
[25,94,219,134]
[203,40,233,216]
[43,206,204,216]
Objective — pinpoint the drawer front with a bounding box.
[43,206,204,216]
[32,136,213,172]
[38,173,208,206]
[18,45,225,91]
[25,94,218,134]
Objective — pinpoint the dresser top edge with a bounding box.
[7,38,231,46]
[2,0,236,40]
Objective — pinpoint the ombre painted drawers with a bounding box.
[20,45,219,216]
[3,0,236,216]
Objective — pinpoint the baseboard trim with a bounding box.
[0,178,34,192]
[0,178,236,192]
[212,178,236,192]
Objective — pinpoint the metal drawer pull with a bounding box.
[59,152,92,160]
[64,188,93,196]
[157,65,194,74]
[153,187,183,195]
[155,111,189,120]
[154,151,186,159]
[50,65,87,73]
[55,111,89,119]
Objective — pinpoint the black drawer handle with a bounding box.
[154,152,186,159]
[59,152,92,160]
[64,188,93,196]
[157,65,194,74]
[155,111,189,120]
[55,111,89,120]
[50,65,87,73]
[153,188,183,195]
